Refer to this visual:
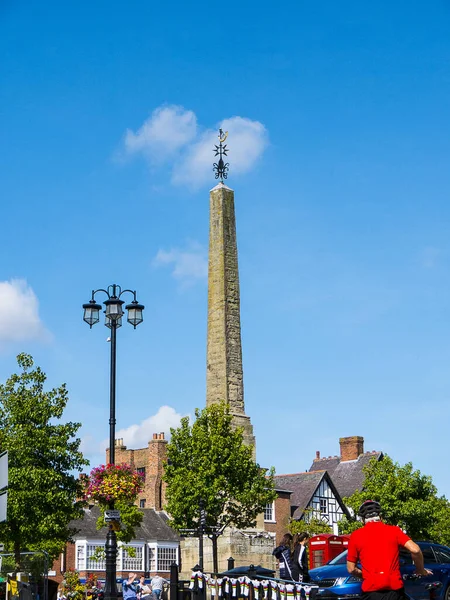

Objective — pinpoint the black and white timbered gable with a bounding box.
[274,471,350,528]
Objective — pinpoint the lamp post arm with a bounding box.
[118,289,138,301]
[91,288,110,299]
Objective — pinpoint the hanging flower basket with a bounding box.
[84,463,144,504]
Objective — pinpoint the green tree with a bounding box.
[341,455,450,544]
[94,500,143,543]
[289,514,332,536]
[0,354,88,569]
[164,402,276,572]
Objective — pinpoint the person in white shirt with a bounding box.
[150,575,168,600]
[137,576,152,600]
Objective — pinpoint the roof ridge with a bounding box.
[275,470,325,477]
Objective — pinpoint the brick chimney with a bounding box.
[339,436,364,461]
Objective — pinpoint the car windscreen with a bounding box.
[327,550,348,565]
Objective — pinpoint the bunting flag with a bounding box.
[238,577,249,597]
[217,578,223,597]
[186,569,317,600]
[231,578,238,597]
[285,584,295,600]
[208,578,217,596]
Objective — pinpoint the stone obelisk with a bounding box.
[206,132,255,452]
[180,131,274,576]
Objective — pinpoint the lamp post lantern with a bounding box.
[82,284,144,600]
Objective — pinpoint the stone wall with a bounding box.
[180,528,276,577]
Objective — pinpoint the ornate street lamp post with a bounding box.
[82,284,144,600]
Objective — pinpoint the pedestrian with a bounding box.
[122,573,139,600]
[150,574,168,600]
[273,533,294,580]
[137,576,152,600]
[347,500,432,600]
[292,532,310,582]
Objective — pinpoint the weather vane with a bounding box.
[213,129,229,182]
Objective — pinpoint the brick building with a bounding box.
[106,434,168,510]
[49,434,178,595]
[263,487,292,545]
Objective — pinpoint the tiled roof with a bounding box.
[309,457,340,475]
[71,506,180,542]
[274,471,327,519]
[309,452,382,499]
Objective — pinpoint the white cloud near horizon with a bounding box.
[81,405,189,470]
[123,105,268,188]
[0,279,49,347]
[153,241,208,287]
[101,406,187,452]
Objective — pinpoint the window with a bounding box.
[157,547,177,572]
[76,544,85,571]
[140,499,146,508]
[87,544,106,570]
[137,467,146,481]
[436,548,450,564]
[122,545,143,571]
[148,547,156,572]
[320,498,327,515]
[421,545,437,564]
[264,502,275,522]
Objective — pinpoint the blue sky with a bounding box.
[1,1,450,498]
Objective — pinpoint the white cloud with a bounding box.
[101,406,188,451]
[124,105,197,160]
[123,105,268,188]
[153,241,207,287]
[0,279,49,346]
[172,116,268,187]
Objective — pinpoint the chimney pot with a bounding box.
[153,433,158,440]
[315,451,320,460]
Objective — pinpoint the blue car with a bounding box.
[309,542,450,600]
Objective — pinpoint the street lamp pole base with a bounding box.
[104,525,118,600]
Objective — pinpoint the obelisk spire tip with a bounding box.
[213,128,230,183]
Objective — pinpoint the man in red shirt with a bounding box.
[347,500,432,600]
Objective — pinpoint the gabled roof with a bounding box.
[71,505,180,542]
[274,470,349,520]
[309,451,383,499]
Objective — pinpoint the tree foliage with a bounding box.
[289,515,332,536]
[341,455,450,544]
[94,500,143,543]
[164,402,276,533]
[0,354,88,567]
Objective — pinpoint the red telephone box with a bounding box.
[340,534,351,548]
[309,534,345,569]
